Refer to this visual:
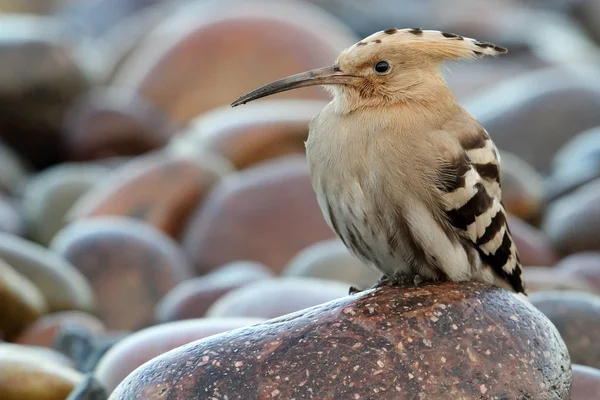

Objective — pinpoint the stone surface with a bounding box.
[114,0,356,125]
[507,214,559,267]
[0,20,90,168]
[22,163,110,245]
[0,259,48,340]
[0,233,95,313]
[155,261,273,323]
[543,178,600,256]
[531,291,600,369]
[69,150,231,240]
[95,318,264,394]
[0,142,29,195]
[15,311,106,348]
[171,99,327,169]
[498,150,544,223]
[545,126,600,202]
[0,343,84,400]
[282,238,381,289]
[556,252,600,293]
[110,281,571,399]
[50,217,193,330]
[572,364,600,400]
[205,277,350,320]
[182,156,336,275]
[465,65,600,174]
[0,196,23,236]
[63,87,176,162]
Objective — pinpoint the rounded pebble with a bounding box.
[556,252,600,293]
[572,364,600,400]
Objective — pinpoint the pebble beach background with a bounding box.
[1,0,600,398]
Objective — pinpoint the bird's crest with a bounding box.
[348,27,507,62]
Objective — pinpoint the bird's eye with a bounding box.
[374,61,390,74]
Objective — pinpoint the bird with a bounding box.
[231,27,526,295]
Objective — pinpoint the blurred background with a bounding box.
[2,0,600,398]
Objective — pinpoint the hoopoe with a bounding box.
[232,28,526,295]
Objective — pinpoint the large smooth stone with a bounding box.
[69,150,231,239]
[205,277,350,319]
[62,87,176,162]
[545,126,600,202]
[556,252,600,293]
[110,281,571,399]
[499,151,544,223]
[0,259,48,340]
[0,142,29,195]
[507,214,559,267]
[543,178,600,256]
[282,238,381,289]
[0,196,23,236]
[22,163,110,245]
[155,261,274,323]
[465,65,600,174]
[572,364,600,400]
[182,156,336,275]
[0,233,95,313]
[0,19,90,169]
[50,217,193,330]
[171,99,326,169]
[15,311,106,348]
[0,343,84,400]
[523,266,595,294]
[114,0,356,125]
[531,291,600,369]
[95,318,264,393]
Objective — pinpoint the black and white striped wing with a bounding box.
[440,132,526,293]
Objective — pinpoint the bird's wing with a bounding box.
[437,129,526,293]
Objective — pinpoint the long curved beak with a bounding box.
[231,65,355,107]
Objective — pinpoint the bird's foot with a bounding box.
[413,274,423,288]
[349,274,424,295]
[348,286,363,295]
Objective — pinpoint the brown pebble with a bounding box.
[50,217,193,330]
[69,150,231,239]
[182,156,336,275]
[507,214,559,266]
[170,99,326,169]
[95,317,264,393]
[531,291,600,369]
[15,311,105,348]
[556,252,600,293]
[499,151,544,223]
[109,281,571,399]
[155,261,273,323]
[572,364,600,400]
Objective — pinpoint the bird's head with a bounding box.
[232,28,507,111]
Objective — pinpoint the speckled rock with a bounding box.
[22,163,110,245]
[545,126,600,202]
[182,156,336,275]
[95,318,264,394]
[113,0,356,125]
[0,20,90,169]
[543,178,600,256]
[205,277,350,320]
[556,252,600,293]
[523,266,595,294]
[62,87,176,162]
[50,217,193,330]
[155,261,273,323]
[15,311,106,348]
[171,99,326,169]
[507,214,559,267]
[531,291,600,369]
[498,151,544,223]
[0,343,84,400]
[0,233,95,313]
[68,150,231,240]
[110,281,571,399]
[282,238,381,289]
[572,364,600,400]
[0,259,48,340]
[465,65,600,174]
